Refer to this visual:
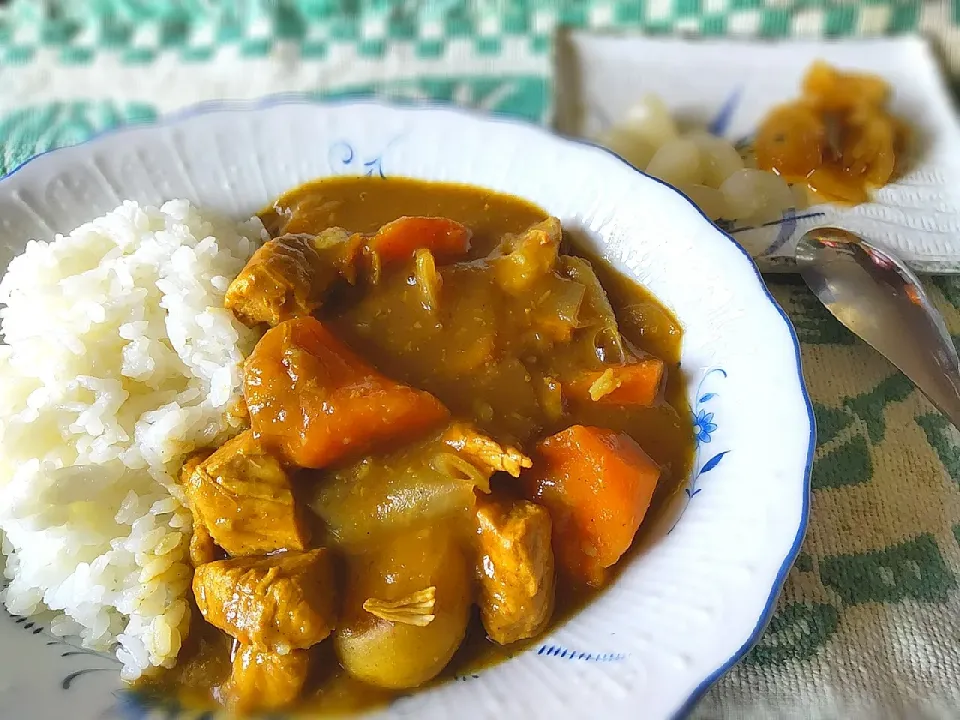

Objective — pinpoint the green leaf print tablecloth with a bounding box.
[1,2,959,718]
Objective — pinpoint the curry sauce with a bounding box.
[144,177,695,714]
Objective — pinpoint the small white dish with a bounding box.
[557,34,960,273]
[0,99,814,720]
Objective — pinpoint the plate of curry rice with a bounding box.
[0,99,813,719]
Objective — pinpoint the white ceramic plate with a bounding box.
[0,99,814,720]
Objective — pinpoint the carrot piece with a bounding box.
[566,358,664,405]
[366,217,472,263]
[523,425,660,587]
[244,316,449,468]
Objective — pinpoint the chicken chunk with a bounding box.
[183,430,309,557]
[442,422,532,479]
[179,450,211,484]
[225,394,250,430]
[491,217,561,294]
[188,520,217,567]
[220,645,310,714]
[475,497,555,645]
[193,548,336,652]
[177,450,217,566]
[225,229,363,327]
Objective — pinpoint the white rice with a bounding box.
[0,200,264,679]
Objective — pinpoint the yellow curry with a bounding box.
[146,177,695,714]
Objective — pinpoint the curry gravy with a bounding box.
[143,177,695,713]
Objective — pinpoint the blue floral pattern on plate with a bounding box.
[327,137,402,178]
[687,367,729,499]
[694,408,717,444]
[537,644,627,662]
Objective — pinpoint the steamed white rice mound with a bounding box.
[0,199,264,679]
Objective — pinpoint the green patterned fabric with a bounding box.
[0,0,936,66]
[2,1,960,717]
[703,278,960,718]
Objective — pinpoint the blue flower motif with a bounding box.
[694,409,717,444]
[328,135,403,179]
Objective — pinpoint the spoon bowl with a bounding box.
[796,226,960,426]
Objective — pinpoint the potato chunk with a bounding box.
[335,526,470,689]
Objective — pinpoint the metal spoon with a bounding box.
[795,226,960,427]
